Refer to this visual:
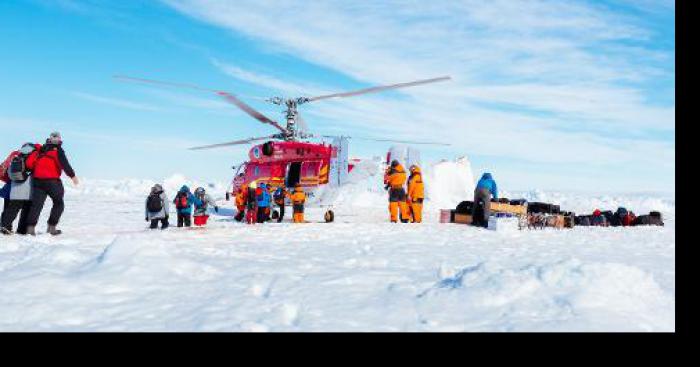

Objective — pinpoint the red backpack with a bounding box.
[622,212,637,226]
[0,151,19,183]
[176,192,189,209]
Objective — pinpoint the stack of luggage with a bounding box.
[526,202,573,229]
[441,198,528,229]
[574,207,664,227]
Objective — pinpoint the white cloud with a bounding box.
[162,0,674,190]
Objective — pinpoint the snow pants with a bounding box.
[246,207,257,224]
[177,213,191,227]
[472,187,492,227]
[26,179,64,227]
[411,199,423,223]
[194,215,209,226]
[277,203,285,223]
[1,199,32,234]
[388,187,410,223]
[293,204,304,223]
[150,217,169,230]
[235,206,245,222]
[257,207,270,223]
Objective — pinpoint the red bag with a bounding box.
[0,151,19,183]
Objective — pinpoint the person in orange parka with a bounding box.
[234,188,246,222]
[385,160,410,223]
[407,164,425,223]
[290,184,306,223]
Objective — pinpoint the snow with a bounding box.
[0,158,674,331]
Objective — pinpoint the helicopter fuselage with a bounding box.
[232,140,355,195]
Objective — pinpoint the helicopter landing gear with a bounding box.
[324,210,335,223]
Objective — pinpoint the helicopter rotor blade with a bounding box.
[188,135,279,151]
[114,75,287,134]
[322,135,450,146]
[307,76,451,102]
[215,91,287,133]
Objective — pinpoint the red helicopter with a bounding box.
[116,75,451,221]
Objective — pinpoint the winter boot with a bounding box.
[47,225,62,236]
[26,225,36,236]
[1,227,12,235]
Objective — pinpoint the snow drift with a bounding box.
[0,156,674,331]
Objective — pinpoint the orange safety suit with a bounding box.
[407,166,425,223]
[386,163,410,223]
[290,187,306,223]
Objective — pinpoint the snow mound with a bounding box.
[424,156,475,210]
[65,174,228,200]
[418,258,674,331]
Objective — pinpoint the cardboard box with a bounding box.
[488,216,520,231]
[439,209,452,223]
[490,202,527,215]
[454,213,473,224]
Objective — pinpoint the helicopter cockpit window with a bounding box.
[262,142,274,156]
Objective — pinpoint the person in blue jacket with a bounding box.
[173,185,196,227]
[471,172,498,227]
[256,183,272,223]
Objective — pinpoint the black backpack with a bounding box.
[455,201,474,214]
[8,154,28,182]
[147,192,163,212]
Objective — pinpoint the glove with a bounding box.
[145,217,149,222]
[384,184,390,191]
[215,206,219,213]
[71,176,80,186]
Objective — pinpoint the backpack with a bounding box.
[576,215,591,226]
[274,188,286,203]
[175,192,189,209]
[455,201,474,214]
[622,212,636,226]
[147,192,163,212]
[616,207,628,217]
[8,154,28,182]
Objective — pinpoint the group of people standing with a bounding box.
[145,184,219,229]
[384,160,424,223]
[233,182,307,224]
[0,132,78,236]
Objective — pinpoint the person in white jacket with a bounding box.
[145,184,169,229]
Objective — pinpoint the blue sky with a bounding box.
[0,0,675,193]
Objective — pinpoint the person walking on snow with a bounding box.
[472,172,498,228]
[24,132,79,236]
[385,160,410,223]
[256,182,271,223]
[245,182,258,225]
[192,187,219,227]
[273,186,288,223]
[173,185,196,227]
[145,184,169,230]
[407,164,425,223]
[1,143,40,235]
[290,184,306,223]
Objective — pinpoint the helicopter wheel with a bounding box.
[324,210,335,223]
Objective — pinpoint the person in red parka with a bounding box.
[24,132,79,236]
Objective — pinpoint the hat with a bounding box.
[391,160,399,167]
[19,143,36,155]
[48,131,62,144]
